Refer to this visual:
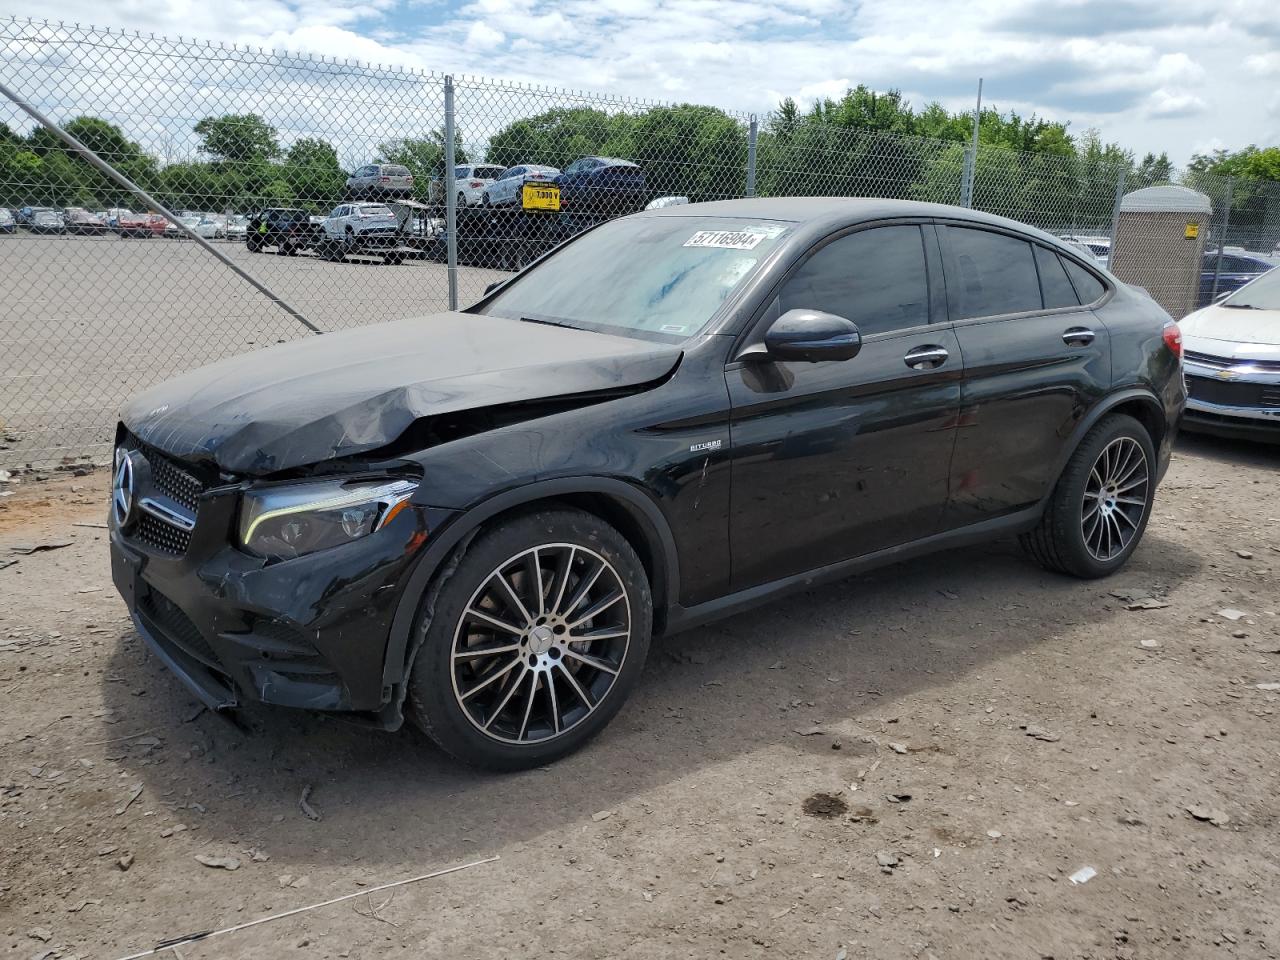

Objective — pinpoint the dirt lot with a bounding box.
[1,433,1278,960]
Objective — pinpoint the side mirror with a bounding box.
[483,279,504,295]
[763,309,862,362]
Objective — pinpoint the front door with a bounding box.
[726,223,962,591]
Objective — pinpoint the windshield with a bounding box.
[477,216,792,342]
[1222,267,1280,310]
[357,204,393,216]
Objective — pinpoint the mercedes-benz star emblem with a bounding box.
[113,450,137,528]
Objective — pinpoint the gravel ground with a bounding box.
[1,432,1278,960]
[0,234,504,468]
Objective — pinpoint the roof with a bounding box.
[1119,185,1213,214]
[640,196,1073,248]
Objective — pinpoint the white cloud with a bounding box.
[1145,87,1208,118]
[465,21,506,50]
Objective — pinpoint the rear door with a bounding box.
[725,222,962,590]
[939,224,1111,527]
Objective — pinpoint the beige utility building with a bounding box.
[1109,185,1213,320]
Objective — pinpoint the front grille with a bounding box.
[148,453,203,513]
[136,512,192,555]
[1187,375,1280,409]
[1185,350,1280,373]
[138,589,222,671]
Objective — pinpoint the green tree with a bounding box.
[484,107,632,170]
[283,137,345,211]
[616,105,747,201]
[194,114,280,163]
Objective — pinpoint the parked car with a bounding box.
[1198,249,1274,307]
[108,197,1183,770]
[114,211,155,238]
[60,207,106,234]
[555,157,646,215]
[224,216,249,241]
[481,165,560,208]
[165,214,204,238]
[433,164,506,207]
[19,206,65,233]
[646,195,690,210]
[1180,267,1280,442]
[0,208,15,233]
[246,208,320,254]
[321,203,400,247]
[1059,235,1109,267]
[345,163,415,200]
[192,216,227,239]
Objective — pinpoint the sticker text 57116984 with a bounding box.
[683,230,766,250]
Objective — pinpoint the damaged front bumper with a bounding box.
[109,468,454,727]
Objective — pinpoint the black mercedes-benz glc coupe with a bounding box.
[109,198,1185,769]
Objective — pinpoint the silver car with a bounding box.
[345,163,414,200]
[481,164,560,207]
[1180,267,1280,443]
[448,164,506,207]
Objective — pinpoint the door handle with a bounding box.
[1062,327,1096,346]
[903,345,950,370]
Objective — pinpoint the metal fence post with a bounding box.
[0,78,321,336]
[745,116,758,198]
[1210,176,1234,303]
[444,75,459,311]
[960,78,982,208]
[1106,168,1127,271]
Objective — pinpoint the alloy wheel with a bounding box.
[450,543,631,744]
[1081,436,1149,562]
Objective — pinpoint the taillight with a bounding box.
[1162,322,1182,359]
[470,180,483,188]
[380,176,391,182]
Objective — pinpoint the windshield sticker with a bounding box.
[660,324,690,333]
[684,230,767,250]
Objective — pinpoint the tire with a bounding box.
[457,192,468,209]
[407,508,653,770]
[1020,413,1156,579]
[247,235,261,252]
[481,194,491,207]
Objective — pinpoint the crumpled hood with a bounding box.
[122,312,682,475]
[1181,303,1280,350]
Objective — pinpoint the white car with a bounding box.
[322,203,400,248]
[1180,267,1280,443]
[481,164,560,207]
[165,214,203,238]
[224,216,248,241]
[192,216,227,239]
[449,164,506,207]
[1059,234,1110,267]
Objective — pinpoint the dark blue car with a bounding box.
[554,157,646,216]
[1199,250,1274,307]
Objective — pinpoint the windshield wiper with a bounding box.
[519,316,581,330]
[1220,303,1260,310]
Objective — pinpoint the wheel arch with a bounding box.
[1043,389,1165,509]
[381,477,680,703]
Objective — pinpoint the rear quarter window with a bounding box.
[1034,246,1080,309]
[1062,258,1107,304]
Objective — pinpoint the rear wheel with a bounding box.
[1021,413,1155,578]
[408,509,652,770]
[457,192,468,209]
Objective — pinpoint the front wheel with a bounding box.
[1021,413,1156,578]
[408,509,652,770]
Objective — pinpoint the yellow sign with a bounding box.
[1184,223,1199,239]
[522,183,560,212]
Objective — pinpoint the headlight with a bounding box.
[238,477,417,560]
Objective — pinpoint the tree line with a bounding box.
[2,86,1274,238]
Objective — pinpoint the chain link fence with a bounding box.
[3,16,1279,470]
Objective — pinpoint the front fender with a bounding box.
[378,475,681,708]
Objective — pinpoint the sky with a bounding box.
[1,0,1277,165]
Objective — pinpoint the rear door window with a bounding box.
[1034,246,1080,309]
[945,227,1043,319]
[779,225,930,336]
[1062,258,1107,304]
